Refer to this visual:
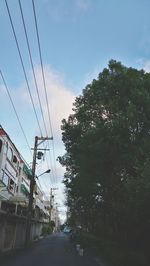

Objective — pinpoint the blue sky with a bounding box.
[1,0,150,89]
[1,0,150,221]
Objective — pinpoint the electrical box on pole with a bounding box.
[25,135,52,247]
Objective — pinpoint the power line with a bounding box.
[2,2,54,211]
[32,0,53,137]
[18,0,54,183]
[36,178,49,201]
[0,130,42,203]
[0,128,44,203]
[0,70,32,155]
[32,0,58,183]
[18,0,56,184]
[38,176,49,195]
[46,151,55,184]
[18,0,48,137]
[36,146,53,186]
[5,0,43,137]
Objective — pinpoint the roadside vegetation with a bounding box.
[42,221,55,236]
[59,60,150,265]
[75,232,148,266]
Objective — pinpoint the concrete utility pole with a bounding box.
[49,188,58,222]
[25,136,52,247]
[49,188,53,222]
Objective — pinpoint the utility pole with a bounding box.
[55,203,58,232]
[25,136,52,247]
[49,188,53,222]
[49,188,58,223]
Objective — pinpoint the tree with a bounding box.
[59,60,150,245]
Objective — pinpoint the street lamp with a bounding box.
[37,169,51,178]
[25,135,52,247]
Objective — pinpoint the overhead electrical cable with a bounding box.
[32,0,58,183]
[5,1,53,196]
[36,178,49,201]
[0,134,42,198]
[0,70,32,155]
[18,0,48,137]
[38,176,49,195]
[32,0,53,136]
[18,0,55,184]
[46,154,54,185]
[36,142,52,186]
[51,141,58,183]
[5,0,43,137]
[18,0,53,184]
[0,127,39,197]
[3,1,53,196]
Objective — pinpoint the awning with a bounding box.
[21,184,29,196]
[23,164,32,177]
[9,195,29,205]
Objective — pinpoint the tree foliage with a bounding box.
[59,60,150,246]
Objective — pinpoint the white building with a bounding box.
[0,127,25,205]
[0,126,48,221]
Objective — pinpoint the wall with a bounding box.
[0,211,48,253]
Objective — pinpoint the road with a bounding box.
[0,233,105,266]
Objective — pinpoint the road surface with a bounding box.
[0,232,105,266]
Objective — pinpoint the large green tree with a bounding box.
[59,60,150,244]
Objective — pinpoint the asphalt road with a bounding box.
[0,233,105,266]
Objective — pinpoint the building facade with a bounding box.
[0,126,50,252]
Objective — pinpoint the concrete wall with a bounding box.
[0,212,48,253]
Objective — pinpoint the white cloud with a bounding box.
[136,58,150,73]
[0,65,75,216]
[30,65,75,215]
[31,65,75,218]
[32,65,75,143]
[5,64,75,151]
[143,60,150,72]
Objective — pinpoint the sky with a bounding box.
[1,0,150,222]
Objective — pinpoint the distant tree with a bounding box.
[59,60,150,245]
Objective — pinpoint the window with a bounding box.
[19,167,21,175]
[13,155,19,170]
[9,178,15,192]
[13,155,17,163]
[3,142,7,155]
[7,147,13,162]
[2,173,9,186]
[17,160,19,168]
[0,139,2,153]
